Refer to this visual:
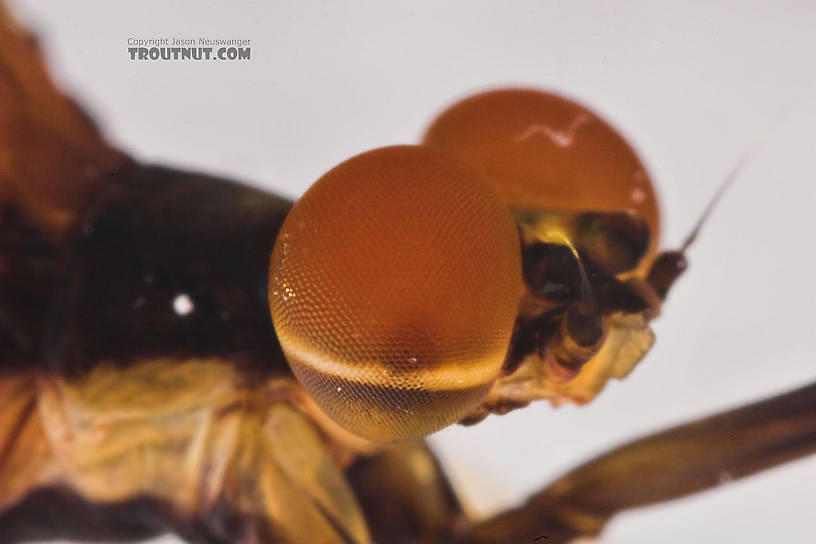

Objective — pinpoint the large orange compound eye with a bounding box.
[269,145,521,442]
[423,88,661,259]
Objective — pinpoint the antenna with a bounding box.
[679,157,743,252]
[648,108,791,302]
[681,107,790,252]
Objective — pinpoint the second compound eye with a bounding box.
[268,145,521,442]
[423,88,661,261]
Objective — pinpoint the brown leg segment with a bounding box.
[459,381,816,543]
[348,442,469,544]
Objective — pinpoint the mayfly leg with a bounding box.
[457,380,816,543]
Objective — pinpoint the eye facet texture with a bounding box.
[269,145,521,442]
[423,88,661,256]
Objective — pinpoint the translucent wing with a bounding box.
[0,2,128,235]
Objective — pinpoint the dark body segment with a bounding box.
[44,164,292,379]
[1,166,361,543]
[0,487,169,543]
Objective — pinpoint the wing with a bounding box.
[0,2,128,236]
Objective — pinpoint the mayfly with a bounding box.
[1,6,814,544]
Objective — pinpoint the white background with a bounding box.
[8,1,816,542]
